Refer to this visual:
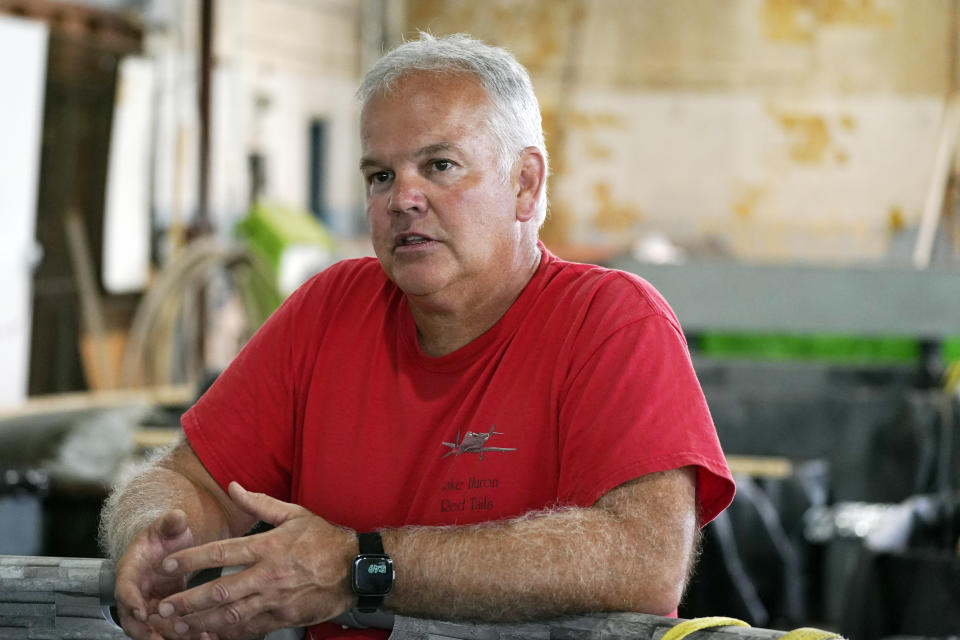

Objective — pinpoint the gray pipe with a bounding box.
[0,555,124,639]
[0,555,822,640]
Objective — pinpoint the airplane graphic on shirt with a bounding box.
[441,425,516,461]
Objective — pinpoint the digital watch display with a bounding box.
[351,532,394,612]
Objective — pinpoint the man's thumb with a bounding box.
[228,481,293,526]
[156,509,189,539]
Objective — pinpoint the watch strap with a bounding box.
[355,532,389,613]
[358,532,385,555]
[357,595,381,613]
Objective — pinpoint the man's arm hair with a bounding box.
[99,437,258,561]
[383,466,699,620]
[102,445,697,622]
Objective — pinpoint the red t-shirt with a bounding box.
[183,245,735,639]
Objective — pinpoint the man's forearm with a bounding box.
[99,441,242,561]
[381,468,698,620]
[142,469,696,635]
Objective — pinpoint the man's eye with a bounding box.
[369,171,391,184]
[432,160,453,171]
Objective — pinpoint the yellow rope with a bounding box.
[660,616,750,640]
[778,627,844,640]
[944,360,960,394]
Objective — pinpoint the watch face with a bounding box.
[352,554,395,596]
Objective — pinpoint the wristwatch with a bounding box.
[351,532,394,613]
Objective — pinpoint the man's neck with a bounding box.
[409,244,542,358]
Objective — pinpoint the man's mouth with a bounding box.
[395,234,434,248]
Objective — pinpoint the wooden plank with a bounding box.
[133,427,181,450]
[0,386,193,421]
[727,455,793,479]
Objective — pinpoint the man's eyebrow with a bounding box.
[359,142,463,171]
[359,156,381,171]
[416,142,461,157]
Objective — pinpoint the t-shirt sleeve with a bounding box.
[557,302,735,527]
[180,276,318,500]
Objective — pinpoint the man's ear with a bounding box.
[514,147,546,222]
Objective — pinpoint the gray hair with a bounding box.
[357,33,549,225]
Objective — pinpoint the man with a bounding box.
[101,33,735,640]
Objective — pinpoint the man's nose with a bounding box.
[388,172,427,215]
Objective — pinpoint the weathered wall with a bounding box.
[405,0,960,264]
[210,0,364,235]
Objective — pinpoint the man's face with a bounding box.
[360,72,523,301]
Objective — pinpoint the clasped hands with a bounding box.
[114,482,358,640]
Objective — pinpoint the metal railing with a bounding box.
[0,555,828,640]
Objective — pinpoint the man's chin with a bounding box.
[381,257,442,290]
[395,279,445,298]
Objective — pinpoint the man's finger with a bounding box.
[221,610,281,640]
[144,611,183,639]
[118,610,165,640]
[170,593,269,639]
[157,568,257,620]
[162,537,258,575]
[156,509,189,540]
[116,610,149,639]
[228,481,300,526]
[114,572,149,623]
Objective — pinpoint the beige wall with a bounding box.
[210,0,365,235]
[405,0,960,264]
